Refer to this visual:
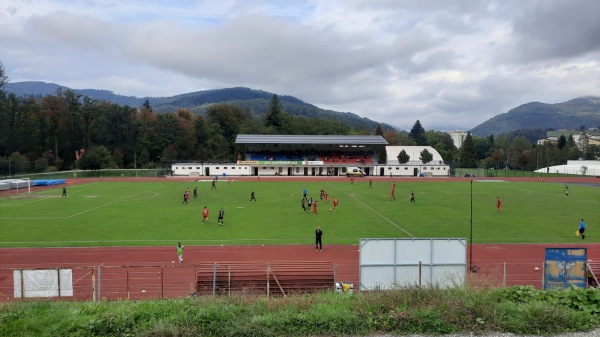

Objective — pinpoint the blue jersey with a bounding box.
[580,220,586,231]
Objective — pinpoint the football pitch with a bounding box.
[0,179,598,248]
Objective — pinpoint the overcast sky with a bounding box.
[1,0,599,131]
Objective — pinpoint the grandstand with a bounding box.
[170,134,450,177]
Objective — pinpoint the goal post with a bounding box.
[12,177,31,195]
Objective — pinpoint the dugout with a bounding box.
[235,134,388,176]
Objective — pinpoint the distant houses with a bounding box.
[537,130,600,151]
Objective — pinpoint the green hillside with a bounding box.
[471,96,600,137]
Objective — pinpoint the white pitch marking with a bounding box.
[327,182,415,238]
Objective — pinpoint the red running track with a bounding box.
[2,243,600,301]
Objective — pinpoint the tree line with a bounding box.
[0,63,367,172]
[1,62,597,174]
[389,120,600,170]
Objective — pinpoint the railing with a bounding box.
[0,262,336,302]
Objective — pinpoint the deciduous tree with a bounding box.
[397,150,410,164]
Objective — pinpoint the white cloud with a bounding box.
[1,0,598,132]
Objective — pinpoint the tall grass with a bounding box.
[1,286,598,336]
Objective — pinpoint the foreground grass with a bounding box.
[2,286,599,337]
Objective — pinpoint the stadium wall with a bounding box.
[171,162,450,177]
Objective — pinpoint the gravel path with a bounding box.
[370,328,600,337]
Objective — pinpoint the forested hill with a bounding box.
[470,96,600,137]
[5,81,394,132]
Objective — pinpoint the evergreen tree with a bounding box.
[557,135,567,150]
[397,150,410,164]
[409,120,426,145]
[265,94,283,132]
[142,99,153,112]
[459,132,478,168]
[0,62,6,92]
[374,124,387,163]
[419,148,433,164]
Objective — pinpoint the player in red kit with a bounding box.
[330,197,338,212]
[202,206,209,223]
[496,197,502,214]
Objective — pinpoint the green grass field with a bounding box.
[0,179,598,248]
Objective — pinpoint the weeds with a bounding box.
[1,286,599,336]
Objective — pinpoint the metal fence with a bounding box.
[0,262,336,302]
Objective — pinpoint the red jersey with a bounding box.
[333,198,338,206]
[203,208,209,218]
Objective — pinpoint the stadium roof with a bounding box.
[235,134,388,145]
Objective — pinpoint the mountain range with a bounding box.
[4,81,600,136]
[4,81,395,132]
[470,96,600,136]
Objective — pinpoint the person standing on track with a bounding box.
[176,242,184,263]
[315,226,323,251]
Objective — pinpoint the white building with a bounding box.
[382,146,449,177]
[448,131,468,149]
[534,160,600,176]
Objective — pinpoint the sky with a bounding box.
[1,0,600,131]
